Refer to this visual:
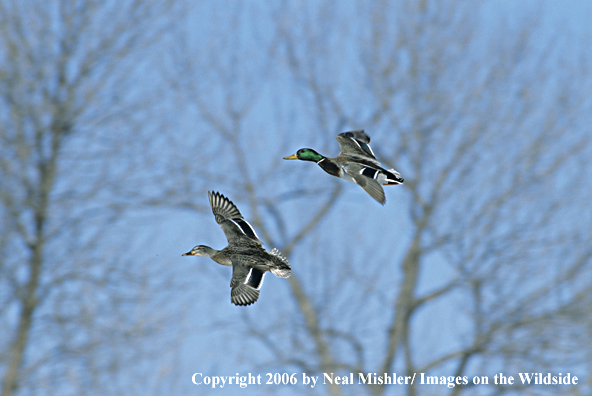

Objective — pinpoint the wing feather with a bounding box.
[208,191,262,245]
[229,263,264,306]
[343,164,387,204]
[336,130,378,161]
[353,174,386,204]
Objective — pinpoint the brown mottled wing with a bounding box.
[208,191,263,245]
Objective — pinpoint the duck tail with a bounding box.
[269,248,291,278]
[384,168,404,185]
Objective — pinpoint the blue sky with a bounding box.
[2,1,592,396]
[128,2,591,395]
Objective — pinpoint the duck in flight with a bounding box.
[183,191,291,306]
[283,130,404,204]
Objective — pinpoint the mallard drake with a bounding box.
[182,191,291,306]
[283,130,404,204]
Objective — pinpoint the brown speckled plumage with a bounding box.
[183,192,291,306]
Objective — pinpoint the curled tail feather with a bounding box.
[385,168,404,185]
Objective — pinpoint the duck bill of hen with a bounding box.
[182,249,202,256]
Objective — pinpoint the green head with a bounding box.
[283,148,324,162]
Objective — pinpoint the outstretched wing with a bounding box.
[208,191,262,245]
[336,130,378,161]
[343,164,387,205]
[229,262,265,306]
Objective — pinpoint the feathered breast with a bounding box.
[317,158,341,178]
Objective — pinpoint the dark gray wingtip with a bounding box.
[231,283,260,306]
[340,130,370,143]
[208,191,243,223]
[361,178,387,205]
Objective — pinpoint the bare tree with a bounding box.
[0,1,177,395]
[155,1,592,396]
[264,1,592,395]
